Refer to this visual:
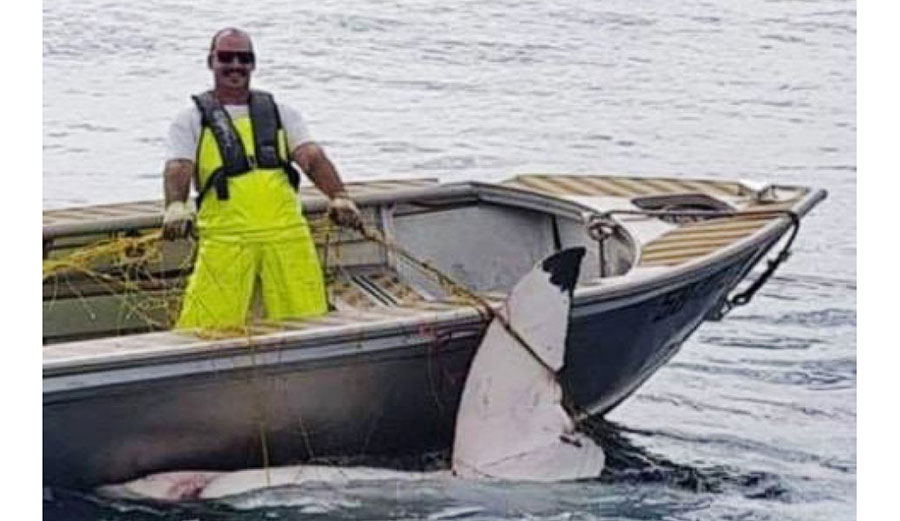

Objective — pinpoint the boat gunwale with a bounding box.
[42,174,813,239]
[43,182,457,240]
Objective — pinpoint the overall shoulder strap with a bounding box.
[249,90,300,190]
[191,91,251,175]
[191,91,254,204]
[248,90,282,168]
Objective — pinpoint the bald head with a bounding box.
[209,27,254,54]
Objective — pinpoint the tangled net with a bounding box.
[43,229,190,340]
[43,231,163,282]
[41,215,389,342]
[42,211,499,346]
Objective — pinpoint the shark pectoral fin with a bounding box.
[452,247,604,482]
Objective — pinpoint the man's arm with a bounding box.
[291,142,345,198]
[162,159,196,240]
[164,159,194,204]
[292,143,362,229]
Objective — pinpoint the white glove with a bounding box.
[162,200,196,240]
[327,191,362,229]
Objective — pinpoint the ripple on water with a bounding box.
[730,308,856,329]
[668,357,855,389]
[700,331,826,350]
[579,420,798,501]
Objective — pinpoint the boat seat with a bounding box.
[638,200,798,267]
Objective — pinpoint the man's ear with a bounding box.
[207,54,213,69]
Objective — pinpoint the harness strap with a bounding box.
[249,91,281,169]
[195,167,227,207]
[250,91,300,191]
[192,92,251,178]
[192,89,297,206]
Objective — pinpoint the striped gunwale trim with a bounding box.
[638,213,792,266]
[501,174,743,199]
[43,201,163,227]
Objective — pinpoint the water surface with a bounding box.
[43,0,856,519]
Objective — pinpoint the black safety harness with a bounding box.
[192,90,300,207]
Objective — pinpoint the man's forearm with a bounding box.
[292,143,362,228]
[164,159,194,205]
[308,155,346,197]
[293,143,346,199]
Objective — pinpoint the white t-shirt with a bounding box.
[165,102,314,162]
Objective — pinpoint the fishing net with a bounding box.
[43,229,188,342]
[41,212,472,343]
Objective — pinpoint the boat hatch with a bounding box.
[631,193,736,224]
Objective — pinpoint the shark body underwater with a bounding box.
[99,247,605,502]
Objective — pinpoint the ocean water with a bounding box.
[43,0,856,519]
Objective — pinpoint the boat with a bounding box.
[42,174,826,489]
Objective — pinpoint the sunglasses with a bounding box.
[215,51,255,65]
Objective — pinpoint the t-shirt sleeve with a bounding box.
[277,103,315,153]
[165,106,201,161]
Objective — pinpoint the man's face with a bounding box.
[210,33,255,91]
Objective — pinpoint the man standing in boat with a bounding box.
[161,27,361,329]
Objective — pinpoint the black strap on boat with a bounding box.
[192,90,297,207]
[728,211,800,308]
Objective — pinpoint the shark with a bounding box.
[98,247,605,502]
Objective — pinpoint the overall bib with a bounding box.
[177,91,327,329]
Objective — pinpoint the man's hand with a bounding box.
[162,200,197,240]
[327,191,362,230]
[293,144,360,229]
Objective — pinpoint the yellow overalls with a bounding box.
[176,112,328,330]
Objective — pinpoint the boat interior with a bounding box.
[43,175,811,355]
